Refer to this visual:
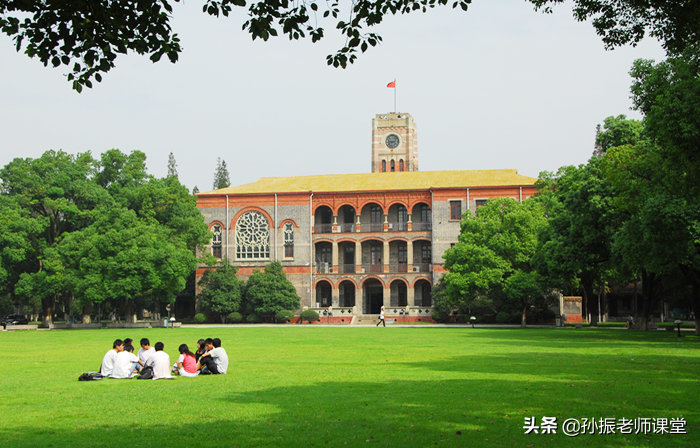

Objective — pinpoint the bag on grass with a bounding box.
[138,365,154,380]
[78,372,105,381]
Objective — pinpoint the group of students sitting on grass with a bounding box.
[100,337,229,379]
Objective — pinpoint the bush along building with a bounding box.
[195,113,537,323]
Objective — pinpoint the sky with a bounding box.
[0,0,667,193]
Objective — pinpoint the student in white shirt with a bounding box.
[149,341,174,380]
[138,338,156,365]
[100,339,124,376]
[110,344,143,378]
[197,338,228,374]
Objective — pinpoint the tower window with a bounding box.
[399,159,404,172]
[382,160,386,172]
[391,160,395,172]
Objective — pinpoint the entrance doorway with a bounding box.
[363,279,383,314]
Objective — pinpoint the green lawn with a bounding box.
[1,327,698,447]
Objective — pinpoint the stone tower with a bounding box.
[371,113,418,173]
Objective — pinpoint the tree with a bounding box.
[3,0,698,91]
[59,207,198,323]
[535,157,630,322]
[213,158,230,190]
[593,115,644,157]
[245,261,301,317]
[167,152,178,178]
[198,260,243,323]
[442,197,553,327]
[192,185,199,194]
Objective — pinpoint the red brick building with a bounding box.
[196,113,537,322]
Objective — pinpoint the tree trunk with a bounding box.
[81,301,93,324]
[42,296,55,327]
[124,299,137,323]
[603,282,609,322]
[63,293,72,323]
[521,306,527,328]
[633,280,638,321]
[154,297,160,321]
[678,265,700,337]
[639,269,659,331]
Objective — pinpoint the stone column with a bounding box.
[383,240,390,273]
[356,214,361,233]
[407,241,414,271]
[355,240,362,273]
[408,285,415,307]
[383,287,391,310]
[407,213,412,232]
[383,213,389,232]
[332,240,339,273]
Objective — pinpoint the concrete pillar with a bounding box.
[383,213,389,232]
[408,284,415,307]
[332,240,339,273]
[407,241,414,271]
[332,286,340,308]
[383,288,391,309]
[407,213,412,232]
[355,240,362,273]
[356,214,361,233]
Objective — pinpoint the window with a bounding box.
[370,205,383,231]
[283,222,294,258]
[421,244,431,264]
[382,160,386,172]
[211,224,222,258]
[475,199,487,207]
[399,159,404,172]
[397,205,407,231]
[390,160,395,172]
[235,211,270,259]
[398,245,407,263]
[420,205,431,224]
[450,243,456,249]
[450,201,462,220]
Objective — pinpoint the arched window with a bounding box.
[283,222,294,258]
[399,159,404,171]
[211,224,222,258]
[235,211,270,259]
[391,160,395,172]
[382,160,386,172]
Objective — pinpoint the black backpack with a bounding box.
[78,372,105,381]
[137,365,154,380]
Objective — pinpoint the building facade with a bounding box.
[196,113,538,321]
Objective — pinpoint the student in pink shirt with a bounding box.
[172,344,199,377]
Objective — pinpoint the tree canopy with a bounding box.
[0,149,210,325]
[245,261,301,316]
[2,0,698,91]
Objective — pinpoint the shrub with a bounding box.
[228,312,243,323]
[300,309,319,323]
[431,310,449,323]
[246,313,262,323]
[194,313,206,324]
[275,310,294,323]
[495,311,511,323]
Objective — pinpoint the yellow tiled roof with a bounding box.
[198,169,537,195]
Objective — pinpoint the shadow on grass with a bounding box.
[2,349,697,448]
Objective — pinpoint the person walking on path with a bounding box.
[376,307,386,327]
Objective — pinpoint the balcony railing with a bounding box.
[413,222,432,231]
[387,222,408,232]
[315,223,333,234]
[390,263,408,273]
[361,223,384,233]
[341,223,356,233]
[340,264,356,274]
[361,264,384,273]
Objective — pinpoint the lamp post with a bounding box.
[470,316,476,328]
[675,319,682,337]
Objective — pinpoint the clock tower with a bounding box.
[371,113,419,173]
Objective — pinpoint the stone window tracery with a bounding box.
[235,211,270,259]
[211,224,222,258]
[284,222,294,258]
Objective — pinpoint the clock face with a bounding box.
[385,134,400,149]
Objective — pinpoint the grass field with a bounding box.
[0,326,698,447]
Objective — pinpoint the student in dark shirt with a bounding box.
[195,339,207,362]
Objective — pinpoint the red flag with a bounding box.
[387,80,396,88]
